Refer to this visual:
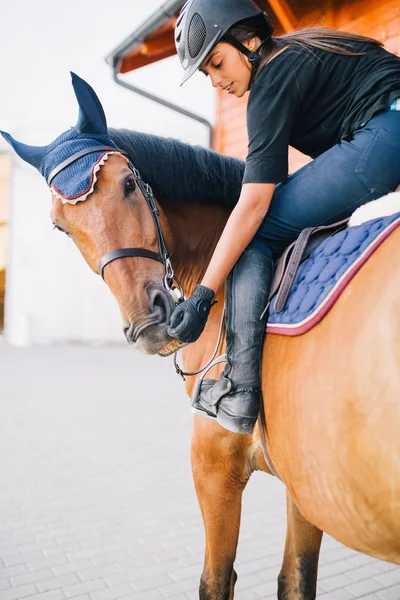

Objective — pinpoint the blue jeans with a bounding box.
[249,110,400,259]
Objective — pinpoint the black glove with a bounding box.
[167,284,216,343]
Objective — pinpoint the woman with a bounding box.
[167,0,400,435]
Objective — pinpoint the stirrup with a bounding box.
[191,353,227,418]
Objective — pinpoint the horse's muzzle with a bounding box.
[122,286,176,355]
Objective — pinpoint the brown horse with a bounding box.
[3,76,400,599]
[47,148,400,597]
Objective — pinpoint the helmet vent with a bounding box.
[188,13,207,58]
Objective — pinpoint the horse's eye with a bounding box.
[125,176,136,196]
[53,224,70,237]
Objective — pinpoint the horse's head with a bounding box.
[1,73,184,356]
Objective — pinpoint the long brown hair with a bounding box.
[227,19,383,77]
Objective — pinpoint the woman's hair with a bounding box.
[227,18,384,77]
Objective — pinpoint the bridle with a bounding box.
[47,144,281,479]
[48,145,227,385]
[47,145,185,302]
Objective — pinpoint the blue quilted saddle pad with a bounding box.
[267,212,400,336]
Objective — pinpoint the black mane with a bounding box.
[109,129,244,209]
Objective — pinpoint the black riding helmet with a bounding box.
[175,0,274,86]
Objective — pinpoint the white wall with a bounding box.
[0,0,215,345]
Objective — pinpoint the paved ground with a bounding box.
[0,338,400,600]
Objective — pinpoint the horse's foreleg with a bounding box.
[191,419,251,600]
[278,491,323,600]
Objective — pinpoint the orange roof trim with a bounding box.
[119,17,178,74]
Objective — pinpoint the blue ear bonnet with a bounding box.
[41,129,122,203]
[1,73,128,203]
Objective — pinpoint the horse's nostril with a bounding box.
[122,323,131,342]
[149,288,173,323]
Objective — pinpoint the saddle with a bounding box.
[264,217,350,316]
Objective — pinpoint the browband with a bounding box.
[47,145,128,185]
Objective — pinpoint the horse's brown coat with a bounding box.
[51,155,400,599]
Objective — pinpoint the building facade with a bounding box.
[212,0,400,173]
[113,0,400,174]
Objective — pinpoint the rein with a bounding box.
[173,306,226,380]
[173,303,282,482]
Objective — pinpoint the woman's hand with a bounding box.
[167,284,216,343]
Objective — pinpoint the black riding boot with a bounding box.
[192,248,274,434]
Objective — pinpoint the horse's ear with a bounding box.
[71,72,108,136]
[0,131,48,172]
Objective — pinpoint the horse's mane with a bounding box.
[109,128,244,209]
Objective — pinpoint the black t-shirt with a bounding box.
[243,40,400,184]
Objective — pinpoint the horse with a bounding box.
[2,74,400,600]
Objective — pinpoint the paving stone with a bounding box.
[44,542,83,558]
[1,344,400,600]
[36,572,80,592]
[376,562,399,573]
[238,590,263,600]
[252,578,280,597]
[168,563,200,581]
[26,591,67,600]
[0,565,28,579]
[3,551,43,567]
[319,572,357,592]
[63,578,108,598]
[133,572,175,593]
[91,584,135,600]
[123,591,163,600]
[0,583,37,600]
[10,567,53,587]
[77,563,121,582]
[28,554,70,572]
[347,563,385,582]
[376,585,400,600]
[235,572,266,590]
[318,590,355,600]
[0,578,11,591]
[157,577,199,597]
[103,569,146,587]
[53,559,94,576]
[345,577,386,597]
[375,568,400,586]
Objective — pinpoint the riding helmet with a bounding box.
[175,0,274,85]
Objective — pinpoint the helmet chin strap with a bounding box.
[222,32,268,89]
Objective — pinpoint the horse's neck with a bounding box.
[163,202,229,295]
[163,201,229,386]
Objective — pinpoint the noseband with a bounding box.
[48,145,184,303]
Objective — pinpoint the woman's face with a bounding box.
[199,38,259,98]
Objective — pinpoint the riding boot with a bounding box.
[192,248,274,434]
